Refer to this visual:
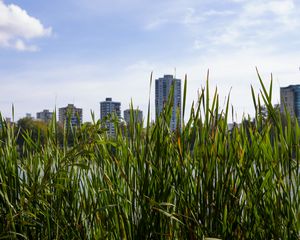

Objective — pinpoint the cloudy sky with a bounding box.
[1,0,300,122]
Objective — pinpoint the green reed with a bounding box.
[0,72,299,239]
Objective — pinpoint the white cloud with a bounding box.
[243,0,294,17]
[14,39,38,52]
[0,1,51,51]
[203,9,235,17]
[205,0,299,48]
[183,8,204,25]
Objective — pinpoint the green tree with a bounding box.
[16,117,48,146]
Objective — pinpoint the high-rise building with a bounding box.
[280,85,300,123]
[25,113,32,119]
[36,109,53,122]
[100,98,121,136]
[155,74,181,131]
[59,104,82,126]
[123,109,143,125]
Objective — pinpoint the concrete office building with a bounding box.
[155,74,181,131]
[280,85,300,123]
[123,109,143,125]
[100,98,121,136]
[59,104,82,126]
[36,109,53,122]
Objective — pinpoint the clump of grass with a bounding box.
[0,71,299,239]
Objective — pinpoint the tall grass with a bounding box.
[0,72,299,239]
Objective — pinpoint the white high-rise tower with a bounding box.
[155,74,181,131]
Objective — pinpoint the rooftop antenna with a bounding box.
[174,67,176,78]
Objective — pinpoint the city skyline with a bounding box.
[5,82,300,126]
[1,0,300,122]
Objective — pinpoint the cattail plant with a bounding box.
[0,71,299,239]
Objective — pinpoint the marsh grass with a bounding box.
[0,72,299,239]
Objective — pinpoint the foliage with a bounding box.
[16,117,48,146]
[0,72,299,239]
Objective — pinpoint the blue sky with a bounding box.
[1,0,300,122]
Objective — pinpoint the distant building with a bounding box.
[280,85,300,123]
[36,109,53,122]
[25,113,32,119]
[59,104,82,126]
[228,122,240,132]
[155,74,181,131]
[100,98,121,136]
[123,109,143,125]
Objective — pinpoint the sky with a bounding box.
[1,0,300,122]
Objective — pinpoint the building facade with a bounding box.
[123,109,143,125]
[155,74,181,131]
[36,109,53,122]
[25,113,32,119]
[58,104,82,126]
[280,85,300,123]
[100,98,121,136]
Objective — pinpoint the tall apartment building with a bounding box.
[36,109,53,122]
[100,98,121,136]
[155,74,181,131]
[59,104,82,126]
[25,113,32,119]
[123,109,143,125]
[280,85,300,123]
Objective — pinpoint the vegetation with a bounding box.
[0,72,299,239]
